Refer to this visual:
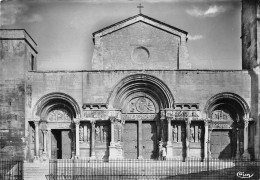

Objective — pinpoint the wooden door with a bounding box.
[51,130,61,159]
[61,130,72,159]
[142,122,157,159]
[123,122,138,159]
[210,130,232,159]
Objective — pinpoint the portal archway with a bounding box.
[108,74,174,159]
[204,92,250,159]
[31,93,80,159]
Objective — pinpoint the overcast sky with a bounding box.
[0,0,241,70]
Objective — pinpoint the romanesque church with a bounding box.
[0,0,259,162]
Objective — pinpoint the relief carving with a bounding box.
[212,110,232,121]
[126,97,155,113]
[79,126,84,142]
[95,124,109,142]
[47,109,71,122]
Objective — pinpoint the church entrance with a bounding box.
[123,122,138,159]
[210,130,232,159]
[142,122,157,159]
[51,129,72,159]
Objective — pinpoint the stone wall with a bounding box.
[0,30,37,159]
[92,15,189,70]
[242,0,257,70]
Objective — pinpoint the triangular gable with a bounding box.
[93,14,188,44]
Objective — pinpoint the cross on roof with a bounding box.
[137,3,144,14]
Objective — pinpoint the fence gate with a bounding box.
[0,160,23,180]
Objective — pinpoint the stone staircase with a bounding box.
[24,161,49,180]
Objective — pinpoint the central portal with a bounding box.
[123,122,138,159]
[142,122,157,159]
[51,129,72,159]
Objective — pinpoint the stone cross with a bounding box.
[137,3,144,14]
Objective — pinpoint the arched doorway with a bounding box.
[108,74,174,159]
[205,93,250,159]
[31,93,80,160]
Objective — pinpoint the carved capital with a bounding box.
[90,120,96,126]
[34,121,40,127]
[185,117,192,125]
[203,118,211,126]
[109,116,117,123]
[243,117,251,129]
[74,118,81,126]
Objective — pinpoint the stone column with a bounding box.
[47,128,52,159]
[74,118,80,158]
[109,117,117,160]
[166,118,173,159]
[208,129,213,158]
[71,128,76,159]
[235,125,241,159]
[138,120,143,159]
[90,120,96,159]
[242,118,250,159]
[34,120,40,161]
[204,119,209,159]
[185,118,191,159]
[42,129,48,160]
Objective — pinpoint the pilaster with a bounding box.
[166,117,173,159]
[33,118,40,161]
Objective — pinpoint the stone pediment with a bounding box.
[93,14,187,42]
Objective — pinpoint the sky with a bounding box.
[0,0,241,70]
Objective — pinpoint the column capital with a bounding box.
[203,118,211,126]
[243,117,252,128]
[166,117,174,122]
[74,118,81,125]
[90,120,96,126]
[185,117,192,125]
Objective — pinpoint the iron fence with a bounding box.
[0,159,23,180]
[46,158,260,180]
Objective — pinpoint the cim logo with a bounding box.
[236,171,254,179]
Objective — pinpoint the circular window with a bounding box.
[132,47,150,64]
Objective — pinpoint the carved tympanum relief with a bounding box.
[47,109,72,122]
[212,110,232,121]
[127,97,156,113]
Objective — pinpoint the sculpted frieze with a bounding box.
[83,110,108,120]
[166,110,201,120]
[210,121,233,129]
[121,113,158,121]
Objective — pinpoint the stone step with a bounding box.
[24,162,49,180]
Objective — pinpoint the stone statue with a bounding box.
[95,126,100,141]
[79,126,84,142]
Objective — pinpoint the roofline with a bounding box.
[29,69,247,73]
[92,13,188,37]
[0,29,38,53]
[0,29,37,45]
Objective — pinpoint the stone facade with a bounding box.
[0,5,258,161]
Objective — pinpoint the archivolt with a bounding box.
[204,92,250,119]
[107,74,174,109]
[33,92,81,120]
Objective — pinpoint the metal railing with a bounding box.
[46,158,260,180]
[0,159,23,180]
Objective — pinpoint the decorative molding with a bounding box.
[82,103,108,110]
[165,109,201,120]
[121,113,158,121]
[173,103,199,110]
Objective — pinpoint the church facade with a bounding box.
[0,0,259,161]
